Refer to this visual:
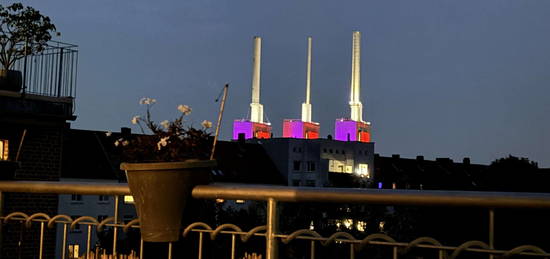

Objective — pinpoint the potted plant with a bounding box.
[0,3,56,92]
[117,98,215,243]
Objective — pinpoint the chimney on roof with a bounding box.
[416,155,424,162]
[463,157,471,165]
[121,127,131,138]
[250,36,264,123]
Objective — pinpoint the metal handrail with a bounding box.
[2,181,550,208]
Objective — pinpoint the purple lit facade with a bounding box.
[334,119,371,142]
[233,120,272,140]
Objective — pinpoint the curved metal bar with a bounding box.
[450,240,490,259]
[402,236,446,257]
[322,232,356,246]
[183,222,213,237]
[282,229,322,244]
[123,218,140,233]
[25,213,51,228]
[241,225,267,242]
[211,223,243,240]
[501,245,547,258]
[97,217,115,232]
[3,212,29,223]
[70,216,98,230]
[47,214,73,228]
[356,233,397,251]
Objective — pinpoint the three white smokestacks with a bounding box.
[247,31,364,124]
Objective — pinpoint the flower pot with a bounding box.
[120,160,215,242]
[0,70,23,92]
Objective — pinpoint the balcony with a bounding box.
[0,181,549,259]
[0,41,78,122]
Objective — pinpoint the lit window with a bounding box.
[343,219,353,229]
[235,200,245,204]
[69,244,80,258]
[293,161,301,171]
[329,160,352,174]
[124,195,134,204]
[216,198,225,203]
[356,221,367,232]
[379,221,385,232]
[356,164,370,178]
[0,139,8,161]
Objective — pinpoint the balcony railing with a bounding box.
[11,41,78,99]
[0,181,550,259]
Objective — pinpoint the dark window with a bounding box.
[71,194,82,201]
[98,195,109,202]
[329,149,333,153]
[336,150,339,154]
[292,180,300,186]
[293,147,297,152]
[359,150,362,155]
[305,180,316,187]
[307,161,316,172]
[299,148,302,152]
[293,161,301,171]
[323,148,327,153]
[342,150,346,154]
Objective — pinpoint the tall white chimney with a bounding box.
[301,36,313,122]
[250,36,264,123]
[349,31,363,122]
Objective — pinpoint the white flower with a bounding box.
[201,120,213,129]
[157,136,170,150]
[105,131,112,137]
[160,120,170,129]
[122,140,129,146]
[177,104,192,115]
[139,97,157,105]
[131,115,141,124]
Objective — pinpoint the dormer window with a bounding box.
[0,139,8,161]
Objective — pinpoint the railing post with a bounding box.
[57,47,64,97]
[266,198,279,259]
[489,209,495,259]
[0,191,3,255]
[113,195,119,257]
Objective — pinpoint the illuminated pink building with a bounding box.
[334,119,370,142]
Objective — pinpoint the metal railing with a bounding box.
[11,41,78,99]
[1,181,550,259]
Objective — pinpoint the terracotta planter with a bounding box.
[120,160,215,242]
[0,70,22,92]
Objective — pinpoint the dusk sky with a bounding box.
[13,0,550,167]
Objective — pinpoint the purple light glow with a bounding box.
[233,120,253,140]
[283,120,304,138]
[334,119,358,141]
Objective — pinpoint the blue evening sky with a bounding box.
[13,0,550,166]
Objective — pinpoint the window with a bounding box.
[124,195,134,204]
[356,164,370,178]
[292,180,300,186]
[328,160,352,174]
[323,148,327,153]
[336,150,339,154]
[305,180,316,187]
[306,161,316,172]
[235,200,245,204]
[98,195,109,202]
[0,139,8,161]
[293,161,301,171]
[71,194,82,201]
[293,147,297,152]
[329,149,333,153]
[68,244,80,259]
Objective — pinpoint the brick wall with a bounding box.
[0,125,64,259]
